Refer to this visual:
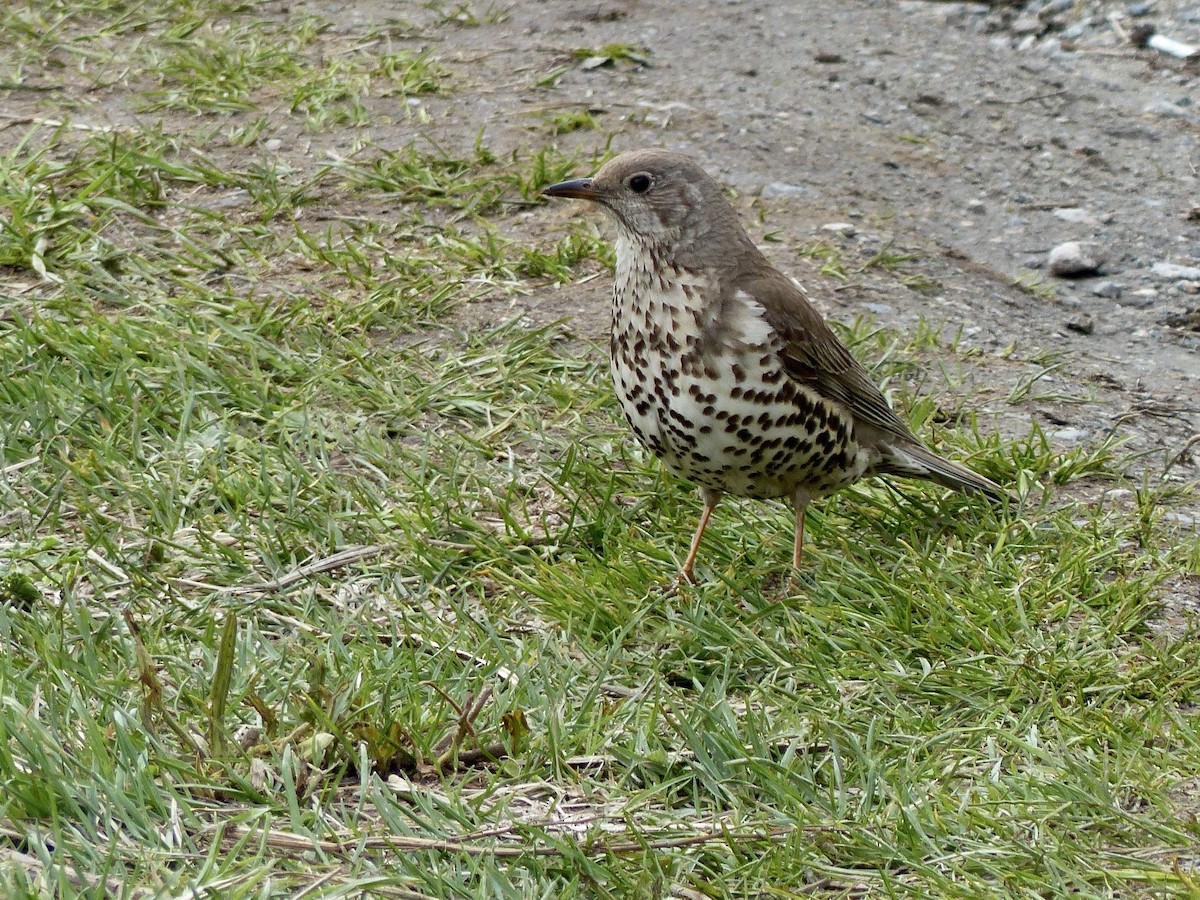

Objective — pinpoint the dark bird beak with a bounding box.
[542,177,597,201]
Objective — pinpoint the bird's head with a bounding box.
[543,149,751,264]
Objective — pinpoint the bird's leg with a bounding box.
[792,492,811,569]
[677,489,721,585]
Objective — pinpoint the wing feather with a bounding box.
[736,268,918,445]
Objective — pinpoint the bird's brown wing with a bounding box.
[736,267,919,446]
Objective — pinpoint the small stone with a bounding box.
[1126,1,1154,16]
[1152,261,1200,280]
[1052,428,1090,442]
[1065,316,1094,334]
[264,138,282,151]
[1161,308,1200,328]
[1039,37,1067,57]
[1143,100,1194,121]
[1048,241,1104,277]
[966,199,987,214]
[235,725,261,750]
[1091,280,1123,299]
[1117,288,1159,309]
[760,182,809,199]
[1061,18,1093,40]
[1012,15,1044,35]
[1052,207,1099,224]
[820,222,857,236]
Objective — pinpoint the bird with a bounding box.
[542,149,1007,584]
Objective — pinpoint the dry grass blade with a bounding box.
[225,544,391,594]
[222,823,808,858]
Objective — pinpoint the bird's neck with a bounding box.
[610,231,713,360]
[615,231,696,302]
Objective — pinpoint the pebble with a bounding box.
[1091,280,1123,299]
[966,199,987,214]
[1061,18,1093,40]
[761,181,809,199]
[1065,316,1094,334]
[1118,288,1159,309]
[1052,207,1098,224]
[1048,241,1104,277]
[1152,262,1200,280]
[820,222,857,236]
[265,138,282,151]
[1052,428,1090,442]
[1012,15,1044,35]
[1143,100,1195,122]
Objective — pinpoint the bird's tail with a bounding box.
[878,442,1010,504]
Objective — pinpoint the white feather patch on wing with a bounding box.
[725,288,775,347]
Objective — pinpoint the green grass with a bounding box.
[570,44,653,69]
[2,2,1199,897]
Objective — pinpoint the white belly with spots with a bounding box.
[610,279,869,500]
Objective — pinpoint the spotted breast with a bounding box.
[608,232,872,503]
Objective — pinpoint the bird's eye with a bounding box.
[628,174,652,194]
